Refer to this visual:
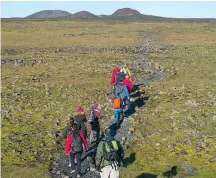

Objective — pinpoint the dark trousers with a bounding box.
[69,152,82,174]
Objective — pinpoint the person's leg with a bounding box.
[113,109,119,124]
[75,152,82,175]
[110,167,119,178]
[69,153,75,171]
[100,165,112,178]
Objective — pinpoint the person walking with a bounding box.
[88,104,102,145]
[95,128,124,178]
[74,106,87,138]
[112,81,130,117]
[64,117,89,178]
[112,93,123,128]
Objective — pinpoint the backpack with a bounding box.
[113,96,121,109]
[113,83,123,96]
[71,133,83,152]
[88,110,95,123]
[115,72,126,83]
[103,139,120,166]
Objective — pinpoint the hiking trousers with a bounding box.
[100,165,119,178]
[113,109,123,124]
[69,152,82,174]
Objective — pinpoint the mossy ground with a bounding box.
[1,19,216,177]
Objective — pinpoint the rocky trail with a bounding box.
[49,32,170,178]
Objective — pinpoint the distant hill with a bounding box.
[70,11,100,19]
[25,8,215,21]
[109,8,167,21]
[26,10,72,18]
[111,8,141,17]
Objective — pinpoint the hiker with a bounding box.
[64,116,89,178]
[122,75,133,94]
[95,128,124,178]
[121,65,131,79]
[111,66,120,85]
[112,81,130,117]
[88,104,101,145]
[112,93,123,127]
[74,106,87,138]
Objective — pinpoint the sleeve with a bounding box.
[64,134,72,155]
[80,131,88,150]
[94,110,101,119]
[95,141,104,167]
[123,85,130,98]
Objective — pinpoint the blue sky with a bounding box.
[1,1,216,18]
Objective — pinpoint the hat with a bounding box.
[92,104,98,110]
[77,106,83,113]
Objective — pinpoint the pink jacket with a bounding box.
[123,78,133,93]
[64,131,88,155]
[111,67,120,84]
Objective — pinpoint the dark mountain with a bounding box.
[26,10,71,18]
[70,11,100,19]
[111,8,141,17]
[110,8,166,21]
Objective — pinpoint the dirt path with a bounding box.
[49,32,170,178]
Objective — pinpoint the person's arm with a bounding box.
[95,141,104,168]
[79,131,88,151]
[64,134,72,155]
[123,85,130,99]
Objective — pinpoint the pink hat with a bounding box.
[77,106,83,113]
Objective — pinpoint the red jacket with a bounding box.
[111,67,120,84]
[64,131,88,155]
[123,78,133,93]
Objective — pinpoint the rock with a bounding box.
[213,115,216,121]
[155,143,160,147]
[56,170,61,175]
[129,127,135,133]
[121,137,126,141]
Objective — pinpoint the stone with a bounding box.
[121,137,126,141]
[213,115,216,121]
[129,127,135,133]
[56,170,61,175]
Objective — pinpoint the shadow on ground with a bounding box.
[135,166,177,178]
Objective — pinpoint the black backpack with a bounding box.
[115,72,126,83]
[71,133,83,152]
[103,139,120,168]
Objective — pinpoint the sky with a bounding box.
[1,1,216,18]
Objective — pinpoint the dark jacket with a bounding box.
[74,114,87,136]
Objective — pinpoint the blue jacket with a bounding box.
[113,84,129,100]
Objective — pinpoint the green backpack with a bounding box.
[103,140,120,164]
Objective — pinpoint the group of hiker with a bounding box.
[63,65,133,178]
